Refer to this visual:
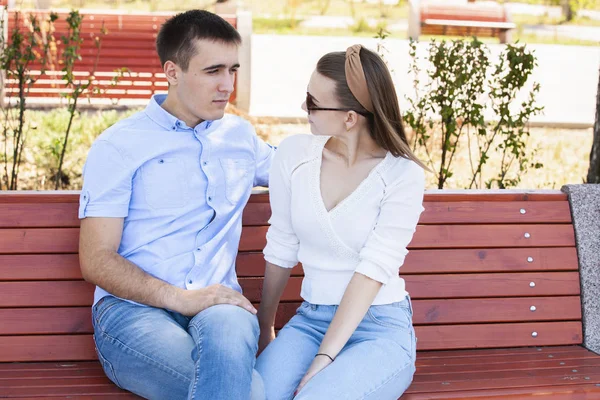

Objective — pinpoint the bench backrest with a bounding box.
[421,2,509,23]
[0,191,580,362]
[3,10,238,103]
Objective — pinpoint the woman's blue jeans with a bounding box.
[256,297,417,400]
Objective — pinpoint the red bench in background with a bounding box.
[1,9,252,109]
[2,190,600,398]
[408,1,516,44]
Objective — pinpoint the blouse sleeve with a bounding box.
[262,137,302,268]
[354,163,425,284]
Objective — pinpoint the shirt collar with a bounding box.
[145,94,213,133]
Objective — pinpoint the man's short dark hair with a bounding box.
[156,10,242,71]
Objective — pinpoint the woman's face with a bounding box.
[302,71,348,137]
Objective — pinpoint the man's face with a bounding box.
[168,39,239,125]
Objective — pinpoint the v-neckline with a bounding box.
[315,136,390,216]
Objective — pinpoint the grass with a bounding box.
[3,107,590,191]
[1,107,139,190]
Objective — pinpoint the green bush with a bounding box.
[404,38,544,189]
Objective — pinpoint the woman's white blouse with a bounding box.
[263,134,425,305]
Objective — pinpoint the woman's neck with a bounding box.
[326,129,386,167]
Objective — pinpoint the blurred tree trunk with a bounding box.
[318,0,331,15]
[562,0,574,21]
[587,67,600,183]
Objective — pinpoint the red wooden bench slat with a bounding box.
[0,192,566,204]
[416,345,586,359]
[421,3,507,23]
[0,335,97,362]
[0,271,579,307]
[417,321,582,350]
[0,246,577,282]
[243,273,581,302]
[0,202,270,228]
[415,364,600,384]
[1,381,137,398]
[408,368,597,395]
[417,356,600,375]
[403,386,600,400]
[403,272,581,299]
[0,296,580,335]
[239,225,576,251]
[417,348,599,366]
[0,203,79,228]
[0,308,93,335]
[0,253,305,281]
[419,201,572,224]
[402,247,579,274]
[0,321,581,363]
[413,297,581,324]
[0,201,573,229]
[410,224,575,249]
[0,228,80,253]
[420,191,567,202]
[0,281,94,307]
[0,361,103,371]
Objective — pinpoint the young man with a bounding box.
[78,10,274,400]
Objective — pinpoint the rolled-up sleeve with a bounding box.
[79,140,133,219]
[355,165,425,284]
[263,141,299,268]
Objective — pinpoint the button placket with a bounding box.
[197,136,216,205]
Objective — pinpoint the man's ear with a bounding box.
[163,60,179,85]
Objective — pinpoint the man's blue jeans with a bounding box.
[92,295,264,400]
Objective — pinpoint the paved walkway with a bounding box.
[249,34,600,127]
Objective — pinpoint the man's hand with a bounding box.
[257,325,276,356]
[174,284,257,317]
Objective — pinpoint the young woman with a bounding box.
[255,44,426,400]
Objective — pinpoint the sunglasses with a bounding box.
[306,92,371,117]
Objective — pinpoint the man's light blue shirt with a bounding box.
[79,94,275,306]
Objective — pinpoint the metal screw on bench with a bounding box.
[524,232,531,238]
[520,208,526,214]
[530,306,537,312]
[532,332,538,337]
[530,282,536,288]
[527,257,534,263]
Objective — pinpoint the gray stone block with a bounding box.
[562,184,600,354]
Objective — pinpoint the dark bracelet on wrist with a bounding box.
[315,353,335,362]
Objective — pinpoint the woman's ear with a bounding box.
[344,111,359,131]
[163,61,179,85]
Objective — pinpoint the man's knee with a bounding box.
[190,304,259,341]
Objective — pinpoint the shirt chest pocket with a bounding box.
[220,158,254,205]
[142,157,188,209]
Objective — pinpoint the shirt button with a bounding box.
[208,196,212,201]
[196,247,201,251]
[188,279,193,284]
[203,161,208,166]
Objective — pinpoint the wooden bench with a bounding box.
[2,9,252,109]
[408,1,516,44]
[2,190,600,398]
